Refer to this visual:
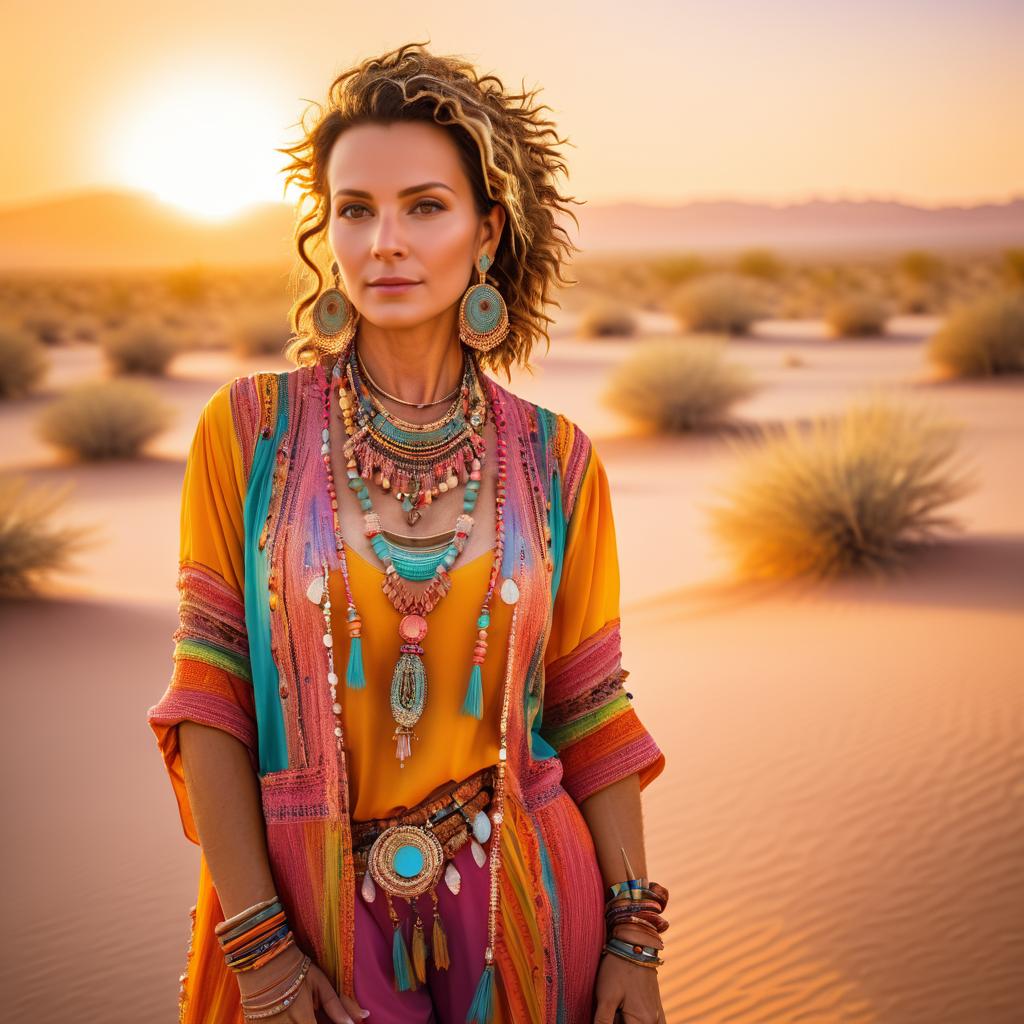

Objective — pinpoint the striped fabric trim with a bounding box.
[541,618,665,805]
[172,560,252,682]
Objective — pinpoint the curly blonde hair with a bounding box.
[276,41,583,381]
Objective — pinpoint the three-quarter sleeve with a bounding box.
[539,425,666,806]
[147,378,258,844]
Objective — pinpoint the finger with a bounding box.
[593,1002,619,1024]
[340,993,371,1020]
[308,970,355,1024]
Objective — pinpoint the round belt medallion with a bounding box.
[367,824,445,899]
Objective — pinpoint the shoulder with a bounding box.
[215,366,312,480]
[489,377,596,524]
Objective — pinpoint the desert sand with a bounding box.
[2,315,1022,1022]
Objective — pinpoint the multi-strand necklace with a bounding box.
[346,340,488,527]
[314,334,516,769]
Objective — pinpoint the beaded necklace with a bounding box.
[344,340,488,527]
[316,338,515,769]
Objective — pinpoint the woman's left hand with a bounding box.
[592,937,667,1024]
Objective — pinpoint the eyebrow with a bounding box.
[331,181,455,200]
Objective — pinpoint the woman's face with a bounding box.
[326,120,506,330]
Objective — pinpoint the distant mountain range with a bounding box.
[1,187,1021,271]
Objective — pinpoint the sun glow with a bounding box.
[106,70,295,220]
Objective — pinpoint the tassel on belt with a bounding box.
[350,765,496,992]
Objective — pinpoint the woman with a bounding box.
[148,42,668,1024]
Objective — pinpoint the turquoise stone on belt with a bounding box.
[394,843,425,878]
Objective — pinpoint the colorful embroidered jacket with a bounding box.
[148,360,666,1023]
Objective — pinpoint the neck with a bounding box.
[354,311,466,419]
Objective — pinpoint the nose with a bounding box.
[370,209,409,261]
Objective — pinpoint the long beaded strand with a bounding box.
[468,390,517,1024]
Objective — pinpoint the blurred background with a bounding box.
[1,2,1022,1021]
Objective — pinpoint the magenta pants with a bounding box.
[346,785,607,1023]
[349,837,497,1024]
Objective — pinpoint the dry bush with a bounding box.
[37,378,175,460]
[1002,248,1024,288]
[101,317,181,375]
[602,336,756,431]
[824,293,890,338]
[576,301,638,339]
[708,396,974,580]
[647,254,708,289]
[0,324,49,399]
[21,313,65,346]
[899,250,945,285]
[670,272,767,335]
[0,474,92,598]
[735,248,784,282]
[231,305,293,357]
[927,291,1024,377]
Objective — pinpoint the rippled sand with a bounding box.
[3,320,1022,1022]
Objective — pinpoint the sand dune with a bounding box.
[2,322,1022,1022]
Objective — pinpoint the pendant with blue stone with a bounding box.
[366,824,445,899]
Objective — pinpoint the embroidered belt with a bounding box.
[351,765,496,900]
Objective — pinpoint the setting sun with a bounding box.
[105,70,296,220]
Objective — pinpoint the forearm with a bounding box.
[578,771,647,887]
[178,720,277,919]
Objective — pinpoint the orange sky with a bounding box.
[4,0,1022,217]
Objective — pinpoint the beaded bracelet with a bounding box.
[241,953,311,1010]
[241,954,313,1020]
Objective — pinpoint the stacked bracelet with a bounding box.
[600,847,670,970]
[214,895,313,1018]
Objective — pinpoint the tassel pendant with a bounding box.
[462,662,483,718]
[411,907,429,983]
[430,890,450,971]
[387,893,417,992]
[346,635,366,689]
[466,962,496,1024]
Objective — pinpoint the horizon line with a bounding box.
[1,184,1021,218]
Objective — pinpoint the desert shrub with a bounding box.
[602,336,756,431]
[37,378,175,460]
[1002,248,1024,288]
[101,317,181,375]
[577,301,638,338]
[231,306,292,357]
[0,325,49,399]
[647,254,707,289]
[824,293,890,338]
[68,313,102,343]
[164,263,212,305]
[735,248,784,281]
[0,474,92,598]
[708,396,974,580]
[927,291,1024,377]
[670,273,766,335]
[21,313,65,346]
[899,250,944,285]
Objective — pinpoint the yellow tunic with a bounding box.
[329,541,513,821]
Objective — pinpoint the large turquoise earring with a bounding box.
[310,262,359,356]
[458,252,509,352]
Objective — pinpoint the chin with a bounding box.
[362,301,439,329]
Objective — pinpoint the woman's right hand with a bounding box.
[235,943,370,1023]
